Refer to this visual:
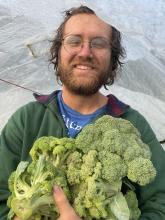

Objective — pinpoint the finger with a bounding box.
[13,216,21,220]
[53,185,74,215]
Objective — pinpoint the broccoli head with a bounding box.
[8,115,157,220]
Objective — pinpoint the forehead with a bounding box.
[63,14,112,39]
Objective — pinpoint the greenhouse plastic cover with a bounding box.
[0,0,164,148]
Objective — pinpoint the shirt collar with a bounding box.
[33,91,129,117]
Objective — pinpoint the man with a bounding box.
[0,5,165,220]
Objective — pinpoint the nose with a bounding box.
[77,41,93,58]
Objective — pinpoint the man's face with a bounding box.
[58,13,112,96]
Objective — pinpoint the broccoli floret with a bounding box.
[10,195,56,220]
[98,151,127,183]
[102,130,128,156]
[30,136,75,164]
[127,157,157,185]
[95,115,140,137]
[66,151,82,185]
[123,139,151,163]
[7,156,57,219]
[74,195,87,219]
[74,176,109,219]
[9,161,31,199]
[30,136,56,160]
[75,124,102,153]
[80,150,98,180]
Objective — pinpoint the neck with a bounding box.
[61,86,108,114]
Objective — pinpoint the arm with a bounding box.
[138,136,165,220]
[0,102,46,220]
[0,117,23,220]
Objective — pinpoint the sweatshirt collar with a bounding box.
[33,91,57,104]
[33,90,129,117]
[106,94,129,117]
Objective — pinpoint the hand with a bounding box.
[13,216,21,220]
[13,186,81,220]
[53,185,82,220]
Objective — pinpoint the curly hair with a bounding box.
[49,5,126,86]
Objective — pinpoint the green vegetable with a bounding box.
[7,115,156,220]
[110,192,130,220]
[7,156,57,220]
[125,190,141,220]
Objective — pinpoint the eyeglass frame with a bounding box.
[61,34,112,54]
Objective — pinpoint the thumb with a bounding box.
[53,185,73,215]
[13,216,22,220]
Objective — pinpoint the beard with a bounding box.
[58,58,110,96]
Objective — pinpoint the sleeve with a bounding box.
[135,113,165,220]
[0,109,24,220]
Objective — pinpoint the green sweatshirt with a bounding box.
[0,91,165,220]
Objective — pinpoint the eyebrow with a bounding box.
[63,34,110,41]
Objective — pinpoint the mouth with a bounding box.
[73,64,95,70]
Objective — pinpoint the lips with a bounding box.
[73,63,95,70]
[75,65,94,70]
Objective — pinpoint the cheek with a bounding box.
[100,52,111,69]
[59,48,66,65]
[59,48,75,67]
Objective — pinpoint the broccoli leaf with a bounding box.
[110,192,130,220]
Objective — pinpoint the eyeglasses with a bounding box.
[62,35,111,54]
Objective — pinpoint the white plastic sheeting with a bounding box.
[0,1,164,148]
